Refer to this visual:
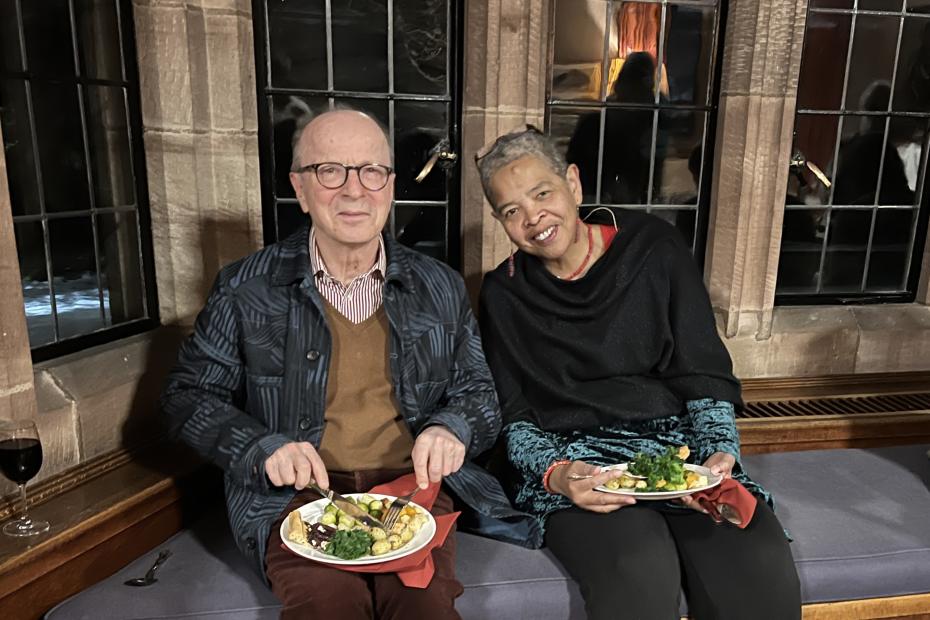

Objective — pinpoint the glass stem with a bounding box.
[18,484,31,525]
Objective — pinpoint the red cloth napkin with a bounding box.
[689,478,757,529]
[282,473,459,588]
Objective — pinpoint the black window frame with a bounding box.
[1,0,159,362]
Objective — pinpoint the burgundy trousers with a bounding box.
[265,468,463,620]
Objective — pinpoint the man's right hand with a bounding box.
[265,442,329,490]
[547,460,636,513]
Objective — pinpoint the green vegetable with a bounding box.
[326,529,374,560]
[628,446,688,492]
[324,503,338,515]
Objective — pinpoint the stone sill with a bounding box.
[722,304,930,379]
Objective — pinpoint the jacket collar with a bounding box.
[271,220,415,293]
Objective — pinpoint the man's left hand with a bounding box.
[412,426,465,489]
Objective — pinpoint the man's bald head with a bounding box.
[291,108,393,172]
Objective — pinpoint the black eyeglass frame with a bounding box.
[293,162,395,191]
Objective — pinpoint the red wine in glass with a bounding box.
[0,420,50,536]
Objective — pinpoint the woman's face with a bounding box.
[487,155,584,261]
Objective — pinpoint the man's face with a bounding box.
[289,111,394,250]
[487,155,583,261]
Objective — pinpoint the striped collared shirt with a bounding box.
[309,228,385,324]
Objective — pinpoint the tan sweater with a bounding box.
[317,303,415,471]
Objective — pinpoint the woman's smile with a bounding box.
[531,225,557,244]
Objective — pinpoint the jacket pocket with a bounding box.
[414,378,450,412]
[245,374,284,432]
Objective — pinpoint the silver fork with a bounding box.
[382,487,420,530]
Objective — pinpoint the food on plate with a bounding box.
[286,494,429,560]
[603,446,708,492]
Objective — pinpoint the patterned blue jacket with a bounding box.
[161,223,537,579]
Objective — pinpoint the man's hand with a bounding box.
[679,451,736,512]
[265,442,329,490]
[548,460,636,513]
[412,426,466,489]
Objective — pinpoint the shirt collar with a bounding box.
[308,227,386,283]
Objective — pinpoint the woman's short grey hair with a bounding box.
[476,129,569,205]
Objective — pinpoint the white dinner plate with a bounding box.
[594,463,722,500]
[280,493,437,566]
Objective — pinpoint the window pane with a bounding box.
[601,107,656,204]
[611,2,662,103]
[74,0,123,81]
[31,81,91,212]
[776,251,822,294]
[789,114,840,206]
[906,0,930,12]
[0,0,23,73]
[332,0,387,92]
[0,78,42,216]
[268,0,327,90]
[796,12,851,111]
[653,109,705,204]
[809,0,853,8]
[394,100,447,201]
[832,115,885,205]
[275,202,308,241]
[827,208,872,247]
[15,221,55,347]
[822,249,866,291]
[97,211,144,325]
[393,1,446,95]
[551,0,606,101]
[21,0,74,79]
[892,18,930,113]
[887,116,926,199]
[652,208,696,249]
[551,106,598,203]
[395,204,446,261]
[859,0,902,10]
[782,208,826,251]
[844,16,899,112]
[85,85,135,207]
[270,94,328,199]
[48,217,104,340]
[866,208,913,290]
[664,3,715,106]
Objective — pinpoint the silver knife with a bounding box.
[307,481,386,529]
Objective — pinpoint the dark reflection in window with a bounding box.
[822,250,867,291]
[393,0,447,95]
[395,204,446,261]
[0,0,22,73]
[75,0,123,81]
[664,4,714,107]
[268,0,327,90]
[860,0,903,10]
[97,211,144,325]
[833,113,914,207]
[15,221,54,346]
[85,85,135,208]
[787,114,839,207]
[906,0,930,13]
[32,81,90,213]
[394,100,447,201]
[48,217,105,340]
[653,110,706,205]
[796,13,851,111]
[844,16,898,113]
[809,0,853,8]
[0,78,41,216]
[893,18,930,113]
[777,251,822,293]
[21,0,73,79]
[782,209,826,251]
[332,0,388,92]
[275,202,308,242]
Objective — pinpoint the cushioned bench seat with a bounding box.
[45,444,930,619]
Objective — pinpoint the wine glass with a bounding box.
[0,419,50,537]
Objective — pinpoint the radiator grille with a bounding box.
[741,393,930,419]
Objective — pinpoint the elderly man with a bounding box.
[161,109,503,618]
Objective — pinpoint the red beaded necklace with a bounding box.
[562,222,595,280]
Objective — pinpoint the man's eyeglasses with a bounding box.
[474,124,544,162]
[293,162,394,191]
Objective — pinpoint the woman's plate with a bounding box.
[280,493,437,566]
[594,463,722,500]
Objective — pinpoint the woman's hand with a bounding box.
[679,451,736,512]
[548,460,636,513]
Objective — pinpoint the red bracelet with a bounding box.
[542,459,573,494]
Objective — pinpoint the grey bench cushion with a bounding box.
[45,444,930,619]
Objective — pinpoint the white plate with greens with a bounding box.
[594,463,722,500]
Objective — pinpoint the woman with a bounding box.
[475,127,801,620]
